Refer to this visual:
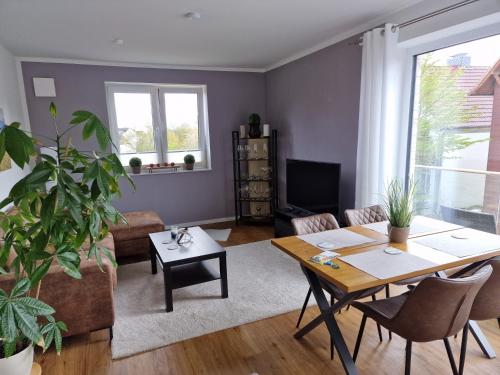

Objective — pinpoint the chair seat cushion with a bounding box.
[353,294,408,321]
[321,279,385,301]
[109,211,164,242]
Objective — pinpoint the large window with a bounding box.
[106,83,210,168]
[408,34,500,231]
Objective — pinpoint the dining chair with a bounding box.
[344,205,429,340]
[292,213,386,359]
[344,205,388,227]
[454,257,500,375]
[351,265,493,375]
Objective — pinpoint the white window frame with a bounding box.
[105,82,211,170]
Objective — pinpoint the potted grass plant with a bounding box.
[0,102,132,374]
[383,179,416,243]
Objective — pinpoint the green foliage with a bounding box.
[248,113,261,126]
[167,124,199,151]
[414,55,485,166]
[0,102,133,358]
[119,128,155,153]
[384,179,416,228]
[129,157,142,168]
[119,125,199,153]
[184,154,195,164]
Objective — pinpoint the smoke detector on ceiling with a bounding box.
[184,12,201,20]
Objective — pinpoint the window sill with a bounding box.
[129,167,212,177]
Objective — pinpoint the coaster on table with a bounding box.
[384,247,402,255]
[317,241,335,250]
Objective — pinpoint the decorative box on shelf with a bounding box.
[144,164,180,173]
[231,130,278,224]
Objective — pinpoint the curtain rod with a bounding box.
[349,0,481,45]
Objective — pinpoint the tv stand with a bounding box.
[274,207,315,238]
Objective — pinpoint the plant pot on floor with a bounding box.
[388,224,410,243]
[0,344,34,375]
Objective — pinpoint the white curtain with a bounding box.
[355,24,410,208]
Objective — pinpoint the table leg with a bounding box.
[469,320,497,359]
[299,265,359,375]
[219,254,228,298]
[149,238,157,275]
[163,266,173,312]
[295,287,363,339]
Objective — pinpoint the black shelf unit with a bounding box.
[232,130,278,224]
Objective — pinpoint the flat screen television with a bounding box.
[286,159,340,215]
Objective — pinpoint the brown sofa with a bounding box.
[108,210,164,260]
[0,209,164,338]
[0,208,116,338]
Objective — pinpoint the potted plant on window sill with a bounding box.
[183,154,195,170]
[0,103,132,374]
[384,179,416,243]
[129,157,142,174]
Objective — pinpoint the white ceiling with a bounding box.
[0,0,422,70]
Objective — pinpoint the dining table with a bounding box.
[271,216,500,375]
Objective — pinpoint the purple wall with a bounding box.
[265,35,362,216]
[22,62,266,224]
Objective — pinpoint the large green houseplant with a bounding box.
[0,103,132,371]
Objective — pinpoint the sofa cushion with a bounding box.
[109,210,164,242]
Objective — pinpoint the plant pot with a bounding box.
[131,166,142,174]
[387,224,410,243]
[184,163,194,170]
[248,124,261,138]
[0,344,34,375]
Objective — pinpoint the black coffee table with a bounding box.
[149,226,228,312]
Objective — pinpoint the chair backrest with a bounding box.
[291,213,340,235]
[344,205,387,227]
[390,265,492,342]
[469,257,500,321]
[440,205,497,234]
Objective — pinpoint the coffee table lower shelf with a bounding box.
[167,261,221,289]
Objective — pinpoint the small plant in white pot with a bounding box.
[183,154,195,170]
[129,157,142,174]
[383,179,416,243]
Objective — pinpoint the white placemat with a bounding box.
[339,248,438,280]
[414,228,500,258]
[362,216,460,236]
[298,228,376,250]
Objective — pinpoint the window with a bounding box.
[106,83,210,169]
[407,34,500,231]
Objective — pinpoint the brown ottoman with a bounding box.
[109,211,165,260]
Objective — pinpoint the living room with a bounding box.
[0,1,499,374]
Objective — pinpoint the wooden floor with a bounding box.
[36,222,499,375]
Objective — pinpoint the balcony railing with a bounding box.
[413,165,500,232]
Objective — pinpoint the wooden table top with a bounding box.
[271,217,500,293]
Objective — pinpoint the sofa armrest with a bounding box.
[0,257,116,337]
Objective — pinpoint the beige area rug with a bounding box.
[204,228,232,241]
[111,240,314,359]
